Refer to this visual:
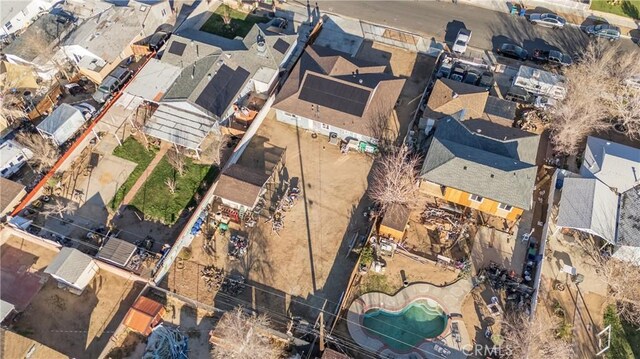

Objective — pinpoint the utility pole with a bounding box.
[319,311,325,352]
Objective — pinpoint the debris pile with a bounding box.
[475,261,535,312]
[201,265,224,291]
[142,324,188,359]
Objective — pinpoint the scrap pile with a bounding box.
[220,274,246,296]
[201,265,224,291]
[267,182,302,236]
[228,233,248,260]
[142,324,188,359]
[421,204,471,246]
[475,261,535,312]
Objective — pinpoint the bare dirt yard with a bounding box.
[11,267,144,358]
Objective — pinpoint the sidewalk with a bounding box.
[459,0,639,39]
[120,142,170,207]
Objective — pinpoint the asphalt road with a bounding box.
[309,1,638,55]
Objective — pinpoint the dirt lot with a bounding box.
[0,234,57,310]
[11,268,144,358]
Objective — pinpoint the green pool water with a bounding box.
[362,299,447,351]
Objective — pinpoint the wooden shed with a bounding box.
[122,296,165,336]
[378,203,411,240]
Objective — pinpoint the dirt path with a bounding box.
[120,142,170,207]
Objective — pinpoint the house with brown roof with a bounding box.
[378,203,411,240]
[0,177,26,219]
[425,79,516,127]
[273,45,405,145]
[213,164,271,212]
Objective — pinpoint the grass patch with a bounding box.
[590,0,639,19]
[200,4,269,39]
[130,156,217,224]
[603,305,639,358]
[358,274,394,296]
[110,137,157,210]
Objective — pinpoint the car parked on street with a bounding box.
[452,28,472,54]
[92,66,133,103]
[496,43,528,61]
[584,24,621,41]
[528,13,566,29]
[531,49,573,66]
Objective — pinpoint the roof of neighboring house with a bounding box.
[97,237,137,267]
[143,103,217,150]
[380,203,411,232]
[425,78,489,120]
[213,164,271,208]
[421,115,538,209]
[2,14,74,63]
[321,348,351,359]
[616,185,640,248]
[161,27,297,117]
[556,177,619,244]
[481,96,516,125]
[580,136,640,194]
[0,177,26,214]
[1,1,28,24]
[44,247,95,284]
[36,103,86,144]
[125,59,181,102]
[0,300,15,322]
[274,45,405,138]
[64,1,169,63]
[123,296,165,335]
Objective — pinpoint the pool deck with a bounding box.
[347,280,472,358]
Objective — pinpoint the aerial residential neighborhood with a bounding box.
[1,0,639,358]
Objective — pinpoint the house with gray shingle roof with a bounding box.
[557,136,640,264]
[420,112,540,221]
[142,21,298,154]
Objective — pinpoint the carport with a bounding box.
[97,237,137,268]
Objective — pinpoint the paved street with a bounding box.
[303,1,638,54]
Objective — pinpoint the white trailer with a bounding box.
[513,65,566,100]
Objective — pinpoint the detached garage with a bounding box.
[36,103,86,145]
[44,248,99,295]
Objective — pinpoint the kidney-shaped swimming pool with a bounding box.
[362,298,448,351]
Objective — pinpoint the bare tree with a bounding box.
[202,132,228,166]
[165,177,177,194]
[577,237,640,327]
[41,199,78,219]
[167,149,186,176]
[549,41,640,154]
[500,312,574,359]
[210,307,284,359]
[368,145,421,210]
[221,6,232,26]
[14,132,59,172]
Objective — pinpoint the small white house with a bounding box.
[36,103,86,145]
[0,140,33,178]
[44,248,99,295]
[1,0,55,37]
[513,65,566,100]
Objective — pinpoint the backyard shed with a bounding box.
[122,296,166,336]
[36,103,87,145]
[44,248,99,295]
[0,177,26,218]
[213,164,271,212]
[97,237,137,268]
[379,204,411,240]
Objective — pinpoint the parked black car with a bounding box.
[462,70,481,86]
[479,72,494,90]
[531,49,573,66]
[496,43,528,61]
[149,31,171,51]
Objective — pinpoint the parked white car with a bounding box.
[452,28,472,54]
[528,13,566,29]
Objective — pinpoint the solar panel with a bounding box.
[299,74,371,117]
[273,38,289,55]
[168,41,186,56]
[195,64,250,117]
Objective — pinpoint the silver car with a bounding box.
[529,13,566,29]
